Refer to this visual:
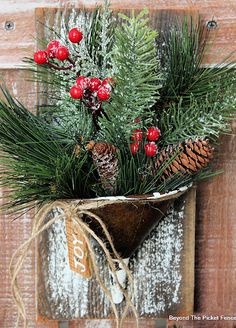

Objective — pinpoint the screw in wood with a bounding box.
[4,21,15,31]
[206,20,217,30]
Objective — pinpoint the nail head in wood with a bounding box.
[206,20,217,30]
[4,21,15,31]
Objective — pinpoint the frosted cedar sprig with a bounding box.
[34,27,113,123]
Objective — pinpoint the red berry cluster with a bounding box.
[130,127,161,157]
[33,27,113,115]
[70,76,113,111]
[34,40,70,64]
[34,27,83,65]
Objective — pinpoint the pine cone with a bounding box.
[155,139,214,180]
[91,142,119,194]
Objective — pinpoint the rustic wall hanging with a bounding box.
[1,2,236,327]
[37,188,196,321]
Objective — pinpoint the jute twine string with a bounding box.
[9,200,139,328]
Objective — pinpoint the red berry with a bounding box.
[130,143,139,156]
[76,76,90,89]
[89,78,101,91]
[147,127,161,141]
[47,40,60,58]
[97,87,110,101]
[34,50,48,64]
[68,28,83,43]
[131,129,143,142]
[101,78,114,92]
[55,46,69,61]
[70,85,83,99]
[144,142,157,157]
[102,77,114,86]
[101,82,112,92]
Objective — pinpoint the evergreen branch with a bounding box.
[60,4,114,78]
[0,87,95,213]
[24,4,115,137]
[99,9,162,146]
[159,93,236,145]
[114,145,192,196]
[157,16,236,110]
[1,8,235,209]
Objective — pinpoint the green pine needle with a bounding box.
[99,9,162,147]
[157,16,235,105]
[1,9,236,215]
[0,86,95,213]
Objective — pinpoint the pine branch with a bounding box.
[114,142,195,196]
[99,9,162,147]
[24,4,115,138]
[0,87,95,213]
[2,10,235,204]
[159,93,236,146]
[157,16,236,110]
[51,3,114,78]
[78,0,114,77]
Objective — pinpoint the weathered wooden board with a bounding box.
[1,0,236,68]
[37,188,196,320]
[0,69,57,328]
[34,4,236,327]
[1,2,236,328]
[34,7,196,321]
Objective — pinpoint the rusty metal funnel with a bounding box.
[80,188,188,258]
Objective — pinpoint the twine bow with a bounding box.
[9,200,139,328]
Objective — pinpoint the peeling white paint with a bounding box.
[38,200,186,319]
[85,320,112,328]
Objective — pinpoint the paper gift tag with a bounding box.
[65,218,92,279]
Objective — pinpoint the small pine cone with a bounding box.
[92,142,119,194]
[155,138,214,180]
[73,144,81,157]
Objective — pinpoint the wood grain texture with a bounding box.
[168,124,236,328]
[0,1,236,328]
[194,126,236,325]
[0,70,57,328]
[37,190,195,320]
[69,319,165,328]
[1,0,236,67]
[65,218,92,279]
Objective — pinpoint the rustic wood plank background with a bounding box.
[0,1,236,328]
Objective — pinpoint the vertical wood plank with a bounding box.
[0,70,58,328]
[194,124,236,319]
[168,126,236,328]
[37,193,195,320]
[180,187,196,316]
[1,1,236,328]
